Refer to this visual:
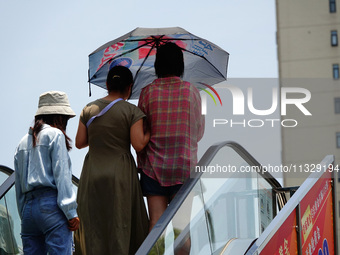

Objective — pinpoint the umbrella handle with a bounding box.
[88,69,92,97]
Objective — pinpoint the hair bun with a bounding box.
[106,66,133,94]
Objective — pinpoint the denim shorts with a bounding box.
[21,187,72,255]
[140,171,182,197]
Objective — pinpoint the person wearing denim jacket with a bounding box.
[14,91,79,255]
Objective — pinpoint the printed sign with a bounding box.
[299,170,334,255]
[259,167,335,255]
[260,209,298,254]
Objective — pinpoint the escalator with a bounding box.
[136,141,286,255]
[0,165,79,255]
[0,141,337,254]
[0,166,20,255]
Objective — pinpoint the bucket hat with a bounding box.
[35,91,76,118]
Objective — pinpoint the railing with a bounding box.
[0,166,15,201]
[136,141,286,255]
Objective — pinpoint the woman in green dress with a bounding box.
[74,66,150,255]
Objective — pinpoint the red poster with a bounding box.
[299,171,334,255]
[260,209,298,254]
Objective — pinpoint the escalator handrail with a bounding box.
[136,140,284,255]
[200,141,283,189]
[0,173,15,200]
[0,165,15,200]
[0,165,14,176]
[0,166,79,200]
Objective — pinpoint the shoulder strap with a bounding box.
[86,98,123,128]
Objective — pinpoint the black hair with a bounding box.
[32,114,72,151]
[106,65,133,94]
[154,42,184,78]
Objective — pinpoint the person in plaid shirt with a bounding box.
[137,42,205,234]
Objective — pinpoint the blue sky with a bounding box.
[0,0,278,178]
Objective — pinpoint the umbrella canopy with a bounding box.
[89,27,229,99]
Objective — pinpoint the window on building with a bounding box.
[331,30,338,46]
[330,0,337,13]
[337,132,340,148]
[333,64,339,79]
[335,98,340,113]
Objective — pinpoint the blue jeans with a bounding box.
[21,188,72,255]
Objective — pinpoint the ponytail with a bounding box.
[32,119,44,147]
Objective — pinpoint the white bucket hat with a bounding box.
[35,91,76,118]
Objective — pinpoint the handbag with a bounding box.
[86,98,123,128]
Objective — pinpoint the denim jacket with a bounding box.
[14,124,78,220]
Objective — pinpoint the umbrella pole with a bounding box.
[134,44,157,82]
[88,69,92,97]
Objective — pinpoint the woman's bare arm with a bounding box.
[75,120,88,149]
[130,119,150,152]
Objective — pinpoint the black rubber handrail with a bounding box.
[0,173,15,200]
[0,165,14,176]
[136,140,285,255]
[0,165,15,200]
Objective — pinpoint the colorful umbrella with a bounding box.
[88,27,229,99]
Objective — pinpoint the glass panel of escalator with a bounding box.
[257,175,274,233]
[0,171,79,255]
[0,171,10,187]
[198,146,260,254]
[138,142,280,254]
[148,179,212,255]
[0,185,22,254]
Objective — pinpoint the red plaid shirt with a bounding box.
[137,77,204,186]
